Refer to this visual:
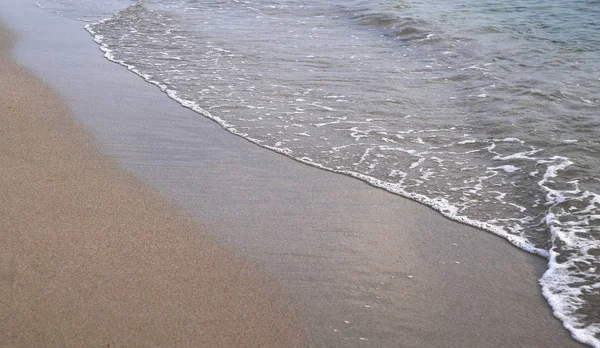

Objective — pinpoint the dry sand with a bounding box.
[0,24,304,347]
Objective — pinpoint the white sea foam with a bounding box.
[489,165,520,173]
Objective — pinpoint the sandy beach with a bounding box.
[0,2,590,347]
[0,22,303,347]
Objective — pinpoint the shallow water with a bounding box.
[36,0,600,346]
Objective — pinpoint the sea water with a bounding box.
[35,0,600,346]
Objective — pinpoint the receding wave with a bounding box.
[85,0,600,346]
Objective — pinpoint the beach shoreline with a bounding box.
[0,2,590,347]
[0,21,304,347]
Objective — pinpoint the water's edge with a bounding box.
[83,3,598,346]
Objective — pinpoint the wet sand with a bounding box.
[0,2,589,347]
[0,23,303,348]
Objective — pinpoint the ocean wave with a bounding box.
[85,1,600,346]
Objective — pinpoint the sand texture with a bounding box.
[0,24,303,348]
